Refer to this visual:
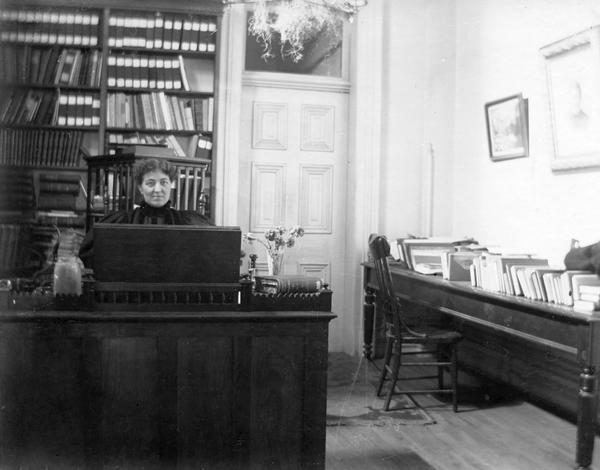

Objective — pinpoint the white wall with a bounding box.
[452,0,600,264]
[378,0,456,240]
[378,0,600,266]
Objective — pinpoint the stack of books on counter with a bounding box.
[395,236,479,276]
[571,275,600,312]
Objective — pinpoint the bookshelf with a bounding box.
[0,0,221,276]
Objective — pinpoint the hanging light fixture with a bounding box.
[222,0,368,63]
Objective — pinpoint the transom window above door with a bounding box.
[244,13,344,77]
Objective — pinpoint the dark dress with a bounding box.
[78,201,212,268]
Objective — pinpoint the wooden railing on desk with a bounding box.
[362,262,600,470]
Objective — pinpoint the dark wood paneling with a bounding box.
[0,336,87,468]
[0,311,334,469]
[101,337,161,467]
[177,336,234,469]
[250,336,304,468]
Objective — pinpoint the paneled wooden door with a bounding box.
[238,74,350,351]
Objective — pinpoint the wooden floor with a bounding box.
[325,358,600,470]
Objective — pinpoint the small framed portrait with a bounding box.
[541,26,600,171]
[484,93,529,161]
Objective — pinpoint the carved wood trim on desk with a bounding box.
[362,262,600,470]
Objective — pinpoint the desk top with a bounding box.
[0,309,336,323]
[363,261,600,325]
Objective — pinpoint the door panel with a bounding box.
[238,77,348,350]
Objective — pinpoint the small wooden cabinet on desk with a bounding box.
[0,309,335,469]
[362,262,600,470]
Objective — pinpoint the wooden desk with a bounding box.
[362,263,600,470]
[0,309,335,469]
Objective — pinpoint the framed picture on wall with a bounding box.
[484,94,529,161]
[541,26,600,171]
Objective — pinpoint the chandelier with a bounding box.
[222,0,368,62]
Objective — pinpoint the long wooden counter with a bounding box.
[362,263,600,470]
[0,309,335,469]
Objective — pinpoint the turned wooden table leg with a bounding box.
[576,366,598,469]
[363,287,375,359]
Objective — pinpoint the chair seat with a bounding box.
[403,329,462,344]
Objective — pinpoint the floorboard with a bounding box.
[325,357,600,470]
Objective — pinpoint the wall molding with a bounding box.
[243,71,351,94]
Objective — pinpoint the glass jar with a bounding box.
[53,256,83,296]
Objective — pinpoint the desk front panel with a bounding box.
[0,311,334,469]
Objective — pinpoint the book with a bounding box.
[39,172,81,184]
[560,270,592,306]
[115,143,177,158]
[36,193,78,211]
[254,275,323,295]
[580,285,600,296]
[442,251,478,281]
[571,274,600,302]
[543,272,561,304]
[528,267,564,301]
[39,181,80,195]
[573,299,600,313]
[506,258,549,296]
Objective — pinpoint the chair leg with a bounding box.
[376,336,394,397]
[437,344,444,390]
[451,342,458,412]
[384,341,401,411]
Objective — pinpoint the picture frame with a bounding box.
[484,93,529,161]
[541,26,600,171]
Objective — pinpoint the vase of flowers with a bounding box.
[244,226,305,276]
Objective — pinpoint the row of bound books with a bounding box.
[107,133,211,159]
[0,46,102,87]
[0,89,100,127]
[468,252,600,312]
[108,13,216,53]
[0,9,100,46]
[0,223,34,271]
[0,128,84,167]
[0,169,35,212]
[107,55,193,91]
[36,173,82,212]
[57,93,101,127]
[107,92,213,133]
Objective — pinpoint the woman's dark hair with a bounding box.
[134,158,177,185]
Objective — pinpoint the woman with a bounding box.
[79,158,211,267]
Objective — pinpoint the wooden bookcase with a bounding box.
[0,0,222,275]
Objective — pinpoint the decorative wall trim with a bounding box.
[214,5,245,225]
[299,164,333,233]
[300,105,335,152]
[252,102,288,150]
[243,71,351,94]
[250,163,286,231]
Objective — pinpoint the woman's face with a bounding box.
[138,170,173,208]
